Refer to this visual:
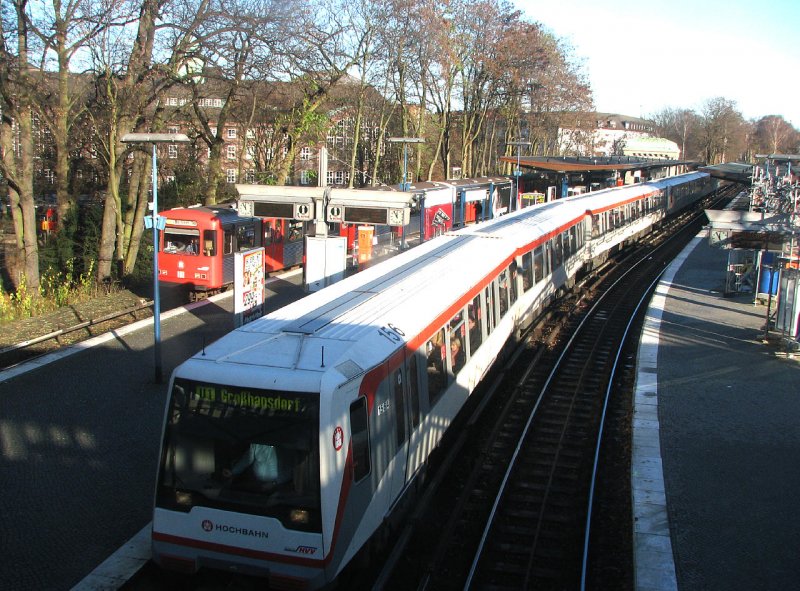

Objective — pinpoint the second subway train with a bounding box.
[151,172,716,589]
[157,177,513,299]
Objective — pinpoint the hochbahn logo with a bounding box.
[200,519,269,538]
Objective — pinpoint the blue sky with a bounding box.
[514,0,800,124]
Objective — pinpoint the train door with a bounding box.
[388,365,409,501]
[282,220,306,267]
[484,285,496,337]
[221,223,235,284]
[454,190,465,229]
[403,353,426,481]
[262,218,284,272]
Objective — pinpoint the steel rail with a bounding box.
[0,299,153,357]
[463,194,723,589]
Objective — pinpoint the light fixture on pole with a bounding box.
[121,132,190,383]
[507,140,531,212]
[387,137,425,249]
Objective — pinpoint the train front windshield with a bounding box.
[157,378,321,533]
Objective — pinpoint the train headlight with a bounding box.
[290,509,310,525]
[175,491,192,506]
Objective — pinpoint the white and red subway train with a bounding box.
[151,172,715,589]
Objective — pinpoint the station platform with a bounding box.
[632,232,800,590]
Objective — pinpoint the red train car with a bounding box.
[159,205,263,300]
[260,218,309,272]
[408,177,512,241]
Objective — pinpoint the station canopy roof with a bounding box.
[499,155,690,173]
[699,162,753,183]
[705,209,793,233]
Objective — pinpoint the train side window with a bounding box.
[485,286,495,334]
[287,221,304,242]
[533,246,543,282]
[546,240,554,272]
[468,295,482,355]
[521,251,533,292]
[498,272,509,318]
[237,224,256,251]
[263,221,273,247]
[449,312,466,376]
[554,234,563,268]
[202,230,216,257]
[592,214,601,237]
[350,397,371,482]
[223,227,234,255]
[509,261,518,304]
[425,328,446,406]
[393,369,406,446]
[407,356,420,429]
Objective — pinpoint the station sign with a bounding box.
[327,204,409,226]
[250,201,314,220]
[327,187,411,226]
[235,184,412,227]
[235,185,319,221]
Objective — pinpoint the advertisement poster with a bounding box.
[234,247,265,328]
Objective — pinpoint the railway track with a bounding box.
[376,185,738,591]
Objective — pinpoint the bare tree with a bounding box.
[648,107,699,159]
[699,97,748,164]
[0,0,40,290]
[168,0,291,202]
[753,115,797,155]
[90,0,177,281]
[269,0,367,186]
[25,0,122,228]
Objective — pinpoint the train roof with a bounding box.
[174,199,586,393]
[564,171,709,214]
[173,173,709,393]
[162,204,252,223]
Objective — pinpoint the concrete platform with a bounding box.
[633,232,800,590]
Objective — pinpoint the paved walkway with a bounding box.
[633,233,800,590]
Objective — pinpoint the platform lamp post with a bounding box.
[507,140,531,212]
[387,137,425,249]
[121,132,190,383]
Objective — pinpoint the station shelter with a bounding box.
[499,155,697,206]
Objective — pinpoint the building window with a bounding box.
[227,128,237,139]
[327,171,335,186]
[227,145,236,160]
[168,126,178,134]
[210,127,217,137]
[168,97,177,106]
[300,170,311,185]
[300,146,311,161]
[246,128,255,139]
[214,98,223,107]
[168,145,178,159]
[226,169,237,183]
